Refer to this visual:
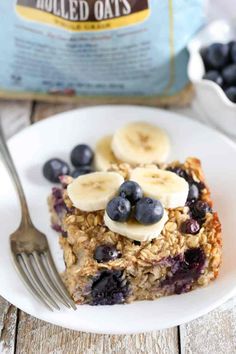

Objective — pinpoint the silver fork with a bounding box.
[0,121,76,311]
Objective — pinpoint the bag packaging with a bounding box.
[0,0,204,106]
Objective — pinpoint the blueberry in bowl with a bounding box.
[188,20,236,140]
[230,41,236,63]
[201,41,236,104]
[202,70,224,87]
[201,43,229,70]
[224,87,236,103]
[222,64,236,86]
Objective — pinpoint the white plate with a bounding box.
[1,105,236,334]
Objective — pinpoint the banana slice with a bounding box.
[130,167,189,208]
[94,135,122,171]
[112,122,170,165]
[67,172,124,212]
[104,210,168,242]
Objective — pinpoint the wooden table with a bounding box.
[0,99,235,354]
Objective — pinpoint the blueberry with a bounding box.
[43,158,70,183]
[167,167,191,183]
[200,47,211,70]
[187,183,199,202]
[51,187,67,216]
[224,86,236,103]
[161,248,206,295]
[229,40,236,49]
[94,244,121,263]
[197,181,206,191]
[204,43,229,69]
[71,166,93,178]
[70,144,94,167]
[229,41,236,63]
[51,224,62,233]
[91,270,129,305]
[222,64,236,86]
[133,240,141,246]
[52,187,63,199]
[203,70,224,87]
[181,219,200,235]
[51,224,67,237]
[134,197,164,225]
[118,181,143,205]
[190,200,212,220]
[61,230,68,238]
[106,197,131,222]
[184,247,206,270]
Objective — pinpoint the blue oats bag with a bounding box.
[0,0,204,105]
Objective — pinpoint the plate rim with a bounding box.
[8,104,236,150]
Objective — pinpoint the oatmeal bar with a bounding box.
[48,158,222,305]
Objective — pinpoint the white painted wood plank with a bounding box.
[0,299,17,354]
[180,297,236,354]
[0,100,32,139]
[16,311,179,354]
[32,102,78,122]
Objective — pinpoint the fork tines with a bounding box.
[13,250,76,311]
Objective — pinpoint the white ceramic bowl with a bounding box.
[188,20,236,139]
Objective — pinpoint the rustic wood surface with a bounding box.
[0,99,235,354]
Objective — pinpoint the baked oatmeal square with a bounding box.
[48,157,221,305]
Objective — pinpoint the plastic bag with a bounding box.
[0,0,204,105]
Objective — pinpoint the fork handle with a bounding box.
[0,121,32,227]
